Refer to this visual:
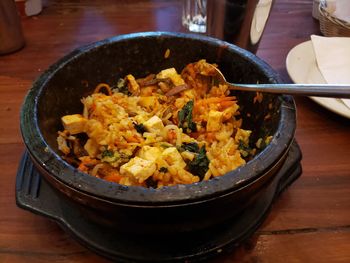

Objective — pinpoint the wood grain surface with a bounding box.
[0,0,349,262]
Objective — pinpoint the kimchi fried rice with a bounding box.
[57,60,271,188]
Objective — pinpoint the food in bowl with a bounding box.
[20,32,297,237]
[57,59,271,188]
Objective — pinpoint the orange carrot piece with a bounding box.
[78,163,89,172]
[219,100,236,109]
[104,172,122,183]
[195,96,236,106]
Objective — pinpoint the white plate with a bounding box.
[286,40,350,119]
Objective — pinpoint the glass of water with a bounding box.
[182,0,274,54]
[182,0,207,33]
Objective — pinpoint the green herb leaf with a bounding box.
[178,142,200,153]
[133,122,147,134]
[102,149,114,158]
[238,140,253,158]
[238,140,251,151]
[101,150,120,163]
[160,142,173,148]
[178,100,197,133]
[145,176,158,188]
[113,78,129,94]
[187,146,209,180]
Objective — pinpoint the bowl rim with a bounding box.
[20,31,296,205]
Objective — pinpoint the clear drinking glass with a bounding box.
[182,0,274,54]
[182,0,207,33]
[208,0,274,54]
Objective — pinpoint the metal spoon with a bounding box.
[166,65,350,98]
[210,65,350,98]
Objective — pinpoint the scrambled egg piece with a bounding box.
[206,110,223,132]
[138,96,159,111]
[235,128,252,145]
[126,74,140,95]
[156,68,185,86]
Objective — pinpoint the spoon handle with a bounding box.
[229,83,350,98]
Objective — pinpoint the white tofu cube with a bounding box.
[161,147,186,169]
[120,157,156,183]
[206,110,223,132]
[143,115,164,135]
[137,146,162,162]
[156,68,185,86]
[61,114,87,134]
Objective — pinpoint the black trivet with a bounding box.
[16,141,302,262]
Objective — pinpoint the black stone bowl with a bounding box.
[20,32,296,235]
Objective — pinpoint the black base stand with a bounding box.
[16,141,302,262]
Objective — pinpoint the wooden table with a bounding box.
[1,0,349,262]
